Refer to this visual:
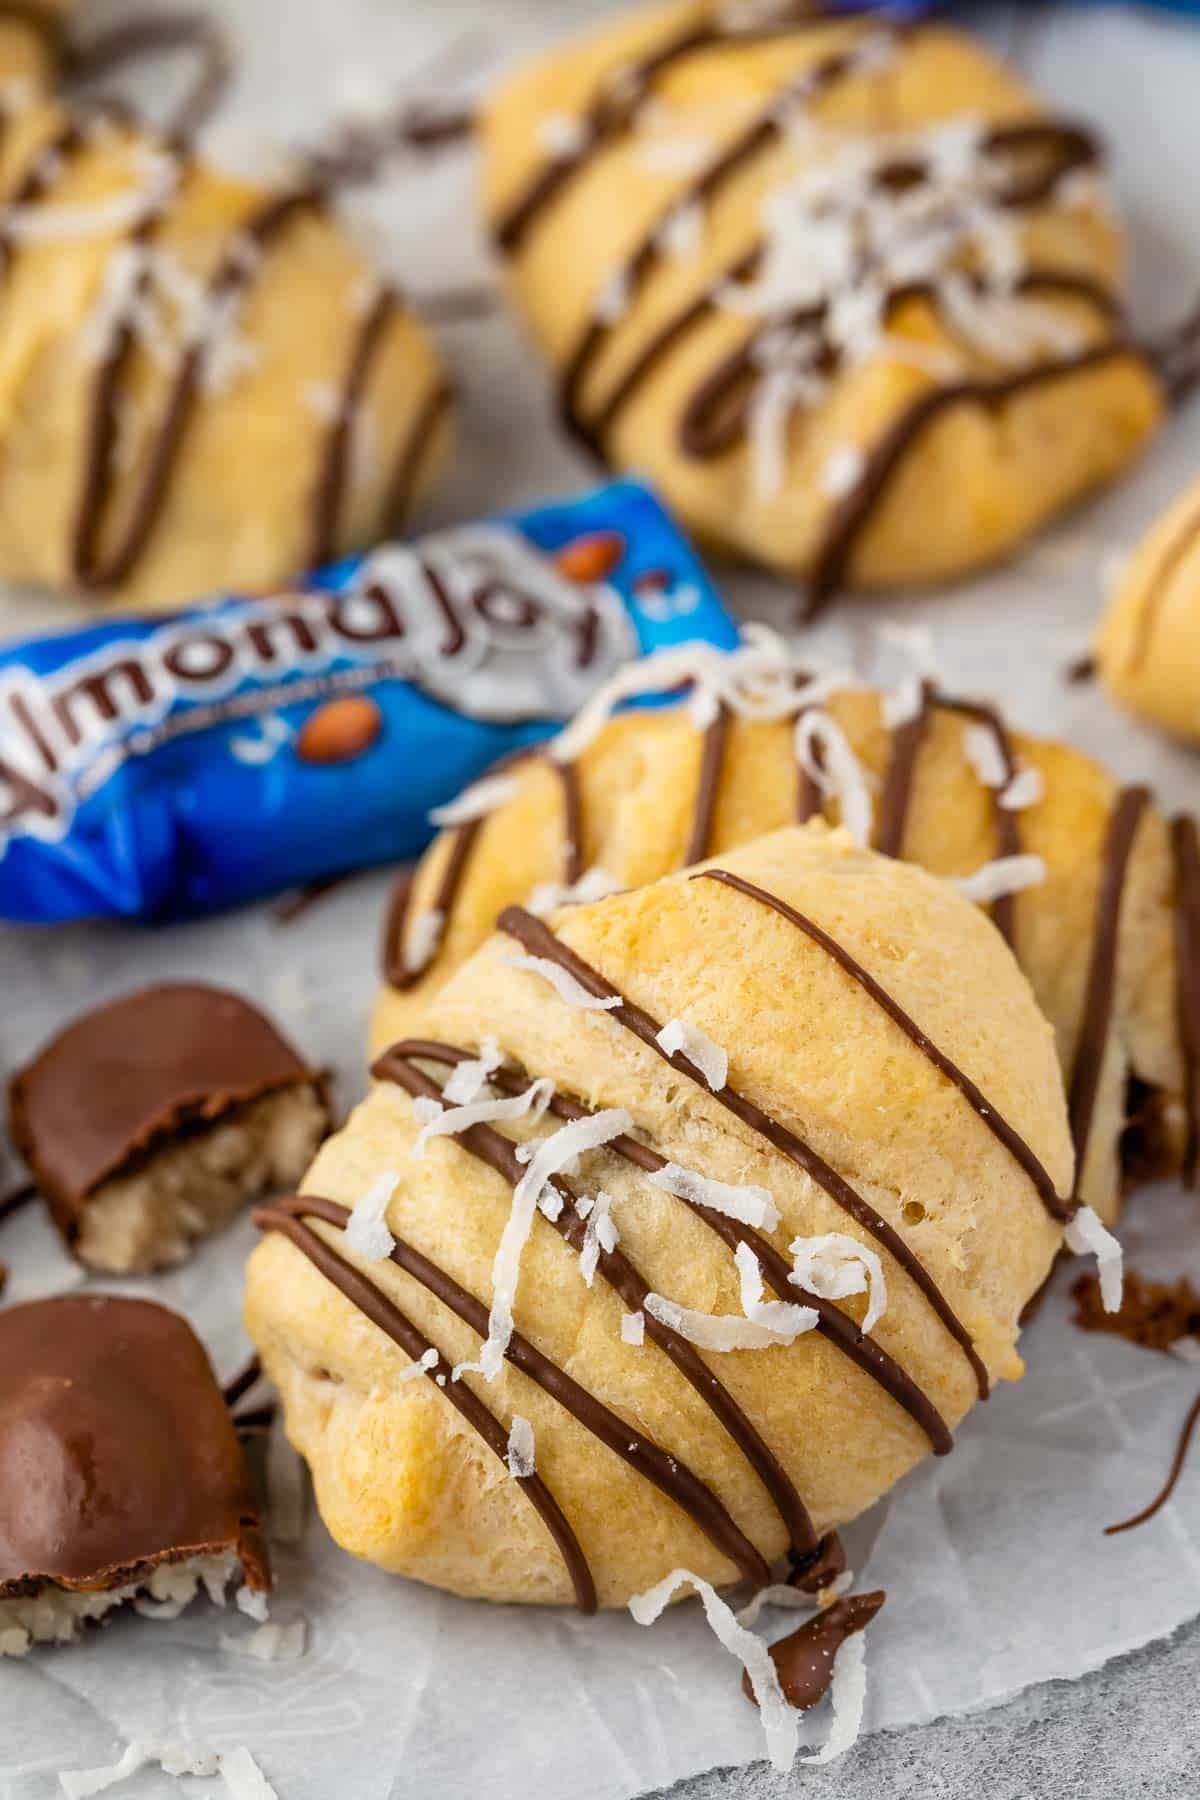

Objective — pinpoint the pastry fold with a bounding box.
[0,96,449,608]
[250,824,1070,1608]
[373,658,1199,1223]
[481,3,1160,607]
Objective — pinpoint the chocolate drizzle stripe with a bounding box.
[1126,497,1200,677]
[372,1048,793,1571]
[555,758,585,885]
[873,682,933,860]
[380,378,454,534]
[1068,786,1151,1178]
[1171,815,1200,1189]
[221,1355,262,1411]
[73,185,323,589]
[253,1200,596,1611]
[497,904,988,1397]
[685,701,731,865]
[807,339,1142,617]
[1104,1389,1200,1536]
[492,6,845,256]
[308,284,398,570]
[697,868,1067,1222]
[392,1039,953,1452]
[382,816,483,991]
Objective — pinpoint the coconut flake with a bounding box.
[963,721,1009,789]
[821,444,866,500]
[403,907,444,974]
[789,1233,888,1333]
[429,774,520,828]
[644,1288,813,1351]
[955,854,1047,904]
[235,1583,269,1622]
[1064,1205,1124,1312]
[413,1078,555,1155]
[536,112,588,158]
[1000,765,1044,811]
[794,711,874,848]
[502,951,622,1012]
[656,1019,728,1091]
[220,1617,307,1662]
[506,1414,536,1478]
[220,1747,279,1800]
[398,1346,439,1384]
[577,1190,619,1285]
[736,1242,820,1340]
[527,866,623,915]
[59,1743,150,1797]
[594,267,631,325]
[802,1630,870,1765]
[621,1310,645,1346]
[629,1570,798,1772]
[343,1169,399,1262]
[443,1038,504,1105]
[648,1161,779,1232]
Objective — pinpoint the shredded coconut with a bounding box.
[736,1242,820,1340]
[403,907,444,974]
[621,1309,646,1346]
[398,1346,439,1384]
[443,1038,504,1105]
[644,1287,813,1351]
[1065,1205,1124,1313]
[429,774,520,828]
[648,1161,779,1232]
[527,866,622,915]
[820,443,866,499]
[878,621,941,728]
[413,1078,554,1155]
[535,112,588,158]
[963,721,1009,789]
[577,1190,620,1285]
[502,951,622,1012]
[629,1570,798,1771]
[789,1233,888,1333]
[655,1018,728,1091]
[1000,765,1044,811]
[236,1583,269,1622]
[506,1414,536,1478]
[794,711,874,847]
[955,854,1047,904]
[343,1169,399,1262]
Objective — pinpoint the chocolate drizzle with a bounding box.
[696,868,1068,1220]
[308,284,399,570]
[1172,815,1200,1189]
[744,1590,885,1710]
[1068,787,1151,1182]
[1104,1390,1200,1537]
[497,904,989,1397]
[686,702,731,865]
[387,1038,952,1452]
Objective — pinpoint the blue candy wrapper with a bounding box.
[0,481,738,923]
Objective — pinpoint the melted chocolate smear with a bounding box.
[1072,1268,1200,1355]
[498,905,988,1398]
[390,1041,952,1454]
[697,868,1065,1221]
[1105,1391,1200,1536]
[743,1590,886,1711]
[788,1530,847,1595]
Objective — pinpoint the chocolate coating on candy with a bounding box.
[8,982,323,1244]
[0,1294,269,1594]
[743,1590,885,1711]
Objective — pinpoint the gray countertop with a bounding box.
[659,1616,1200,1799]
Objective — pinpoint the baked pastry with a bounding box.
[9,982,330,1272]
[0,94,450,609]
[1096,472,1200,744]
[0,2,70,101]
[248,823,1071,1609]
[0,1294,269,1654]
[372,636,1200,1223]
[481,2,1161,611]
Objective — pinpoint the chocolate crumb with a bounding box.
[1071,1267,1200,1353]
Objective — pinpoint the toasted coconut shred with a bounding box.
[1065,1205,1125,1312]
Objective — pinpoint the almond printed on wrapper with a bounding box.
[553,532,625,583]
[296,694,384,765]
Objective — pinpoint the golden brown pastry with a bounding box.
[0,94,450,609]
[248,823,1072,1609]
[1096,472,1200,744]
[481,2,1161,611]
[372,636,1200,1224]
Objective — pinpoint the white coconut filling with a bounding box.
[502,951,623,1012]
[955,854,1047,904]
[655,1019,728,1091]
[0,1551,240,1657]
[789,1233,888,1333]
[1065,1204,1125,1312]
[794,711,874,848]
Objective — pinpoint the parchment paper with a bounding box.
[3,3,1200,1795]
